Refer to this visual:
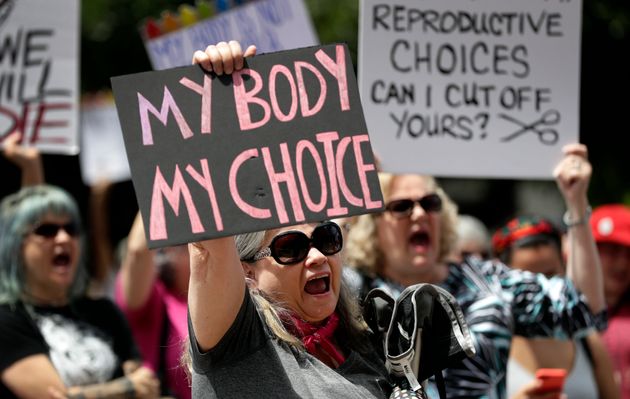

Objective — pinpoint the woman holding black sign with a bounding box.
[183,42,412,399]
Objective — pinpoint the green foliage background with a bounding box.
[80,0,629,211]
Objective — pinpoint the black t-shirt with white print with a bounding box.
[0,298,140,399]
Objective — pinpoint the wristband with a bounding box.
[563,206,592,228]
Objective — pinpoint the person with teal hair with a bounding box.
[0,185,160,399]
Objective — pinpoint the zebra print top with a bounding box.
[356,256,606,399]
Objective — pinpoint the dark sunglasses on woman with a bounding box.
[247,221,343,265]
[385,193,442,218]
[31,222,80,238]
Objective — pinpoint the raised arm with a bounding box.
[2,131,44,187]
[119,212,157,309]
[188,41,257,352]
[188,237,246,351]
[554,143,605,313]
[88,180,115,293]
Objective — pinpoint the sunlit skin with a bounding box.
[510,242,565,278]
[22,214,80,304]
[242,223,342,323]
[376,175,447,286]
[597,242,630,308]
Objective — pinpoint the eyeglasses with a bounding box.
[31,222,79,238]
[248,222,343,265]
[385,194,442,218]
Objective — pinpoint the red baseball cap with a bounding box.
[590,204,630,247]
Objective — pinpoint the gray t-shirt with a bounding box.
[189,289,390,398]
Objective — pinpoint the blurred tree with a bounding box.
[81,0,196,92]
[76,0,630,217]
[581,0,630,206]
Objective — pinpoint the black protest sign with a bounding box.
[112,44,383,248]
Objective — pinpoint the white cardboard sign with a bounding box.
[145,0,319,70]
[359,0,582,179]
[79,95,131,186]
[0,0,80,154]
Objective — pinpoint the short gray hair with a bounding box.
[235,230,267,261]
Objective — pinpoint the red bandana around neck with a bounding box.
[289,312,346,368]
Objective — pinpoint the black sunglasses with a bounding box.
[31,222,79,238]
[248,222,343,265]
[385,194,442,218]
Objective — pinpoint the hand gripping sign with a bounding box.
[111,44,383,248]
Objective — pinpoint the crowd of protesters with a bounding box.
[0,39,629,399]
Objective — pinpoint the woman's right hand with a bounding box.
[2,130,45,186]
[47,366,160,399]
[511,378,566,399]
[126,366,160,399]
[192,40,256,75]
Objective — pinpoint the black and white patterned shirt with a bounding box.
[355,257,606,399]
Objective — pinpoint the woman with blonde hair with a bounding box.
[344,145,607,399]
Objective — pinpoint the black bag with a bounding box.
[363,284,475,399]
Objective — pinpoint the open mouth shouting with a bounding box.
[51,250,74,275]
[409,230,431,254]
[304,273,331,296]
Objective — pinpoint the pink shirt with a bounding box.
[603,303,630,399]
[115,278,190,399]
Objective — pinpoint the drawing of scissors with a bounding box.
[499,109,560,145]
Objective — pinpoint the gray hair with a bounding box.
[456,215,490,253]
[235,230,267,262]
[0,185,88,304]
[235,226,371,352]
[182,226,371,374]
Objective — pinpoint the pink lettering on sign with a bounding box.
[294,61,326,118]
[262,144,306,224]
[334,136,363,207]
[227,47,350,133]
[232,68,271,130]
[315,45,350,112]
[295,140,327,213]
[316,131,348,217]
[180,75,212,134]
[229,149,272,219]
[150,165,204,241]
[352,134,382,209]
[138,86,194,146]
[185,159,223,231]
[268,65,298,122]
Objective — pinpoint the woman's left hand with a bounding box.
[553,143,591,215]
[510,378,567,399]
